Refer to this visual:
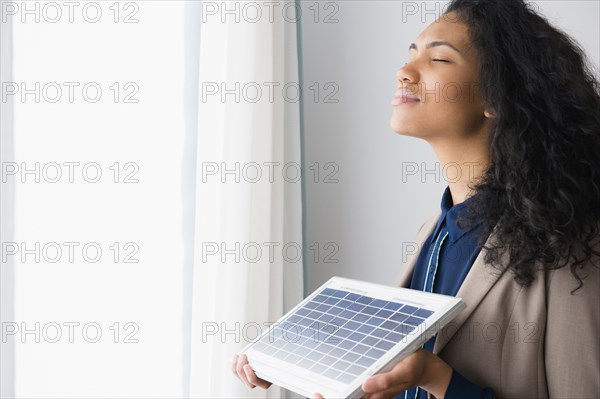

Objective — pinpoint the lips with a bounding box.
[391,89,420,106]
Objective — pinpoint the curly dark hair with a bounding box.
[444,0,600,291]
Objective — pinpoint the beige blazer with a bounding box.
[394,211,600,399]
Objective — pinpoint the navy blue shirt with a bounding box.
[396,186,495,399]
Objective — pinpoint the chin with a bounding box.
[390,120,436,142]
[390,118,417,137]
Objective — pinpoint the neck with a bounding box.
[428,137,490,206]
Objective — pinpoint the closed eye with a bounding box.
[433,59,450,63]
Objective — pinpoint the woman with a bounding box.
[233,0,600,397]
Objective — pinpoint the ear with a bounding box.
[484,109,496,118]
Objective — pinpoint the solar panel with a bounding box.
[241,277,464,398]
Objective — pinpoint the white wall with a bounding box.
[300,1,600,293]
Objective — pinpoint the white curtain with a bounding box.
[1,5,16,398]
[4,3,187,396]
[189,1,304,397]
[0,1,303,397]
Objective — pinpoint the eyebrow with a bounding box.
[409,41,462,54]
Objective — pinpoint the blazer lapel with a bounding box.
[432,224,511,354]
[393,211,512,355]
[394,211,442,287]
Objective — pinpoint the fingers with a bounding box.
[362,355,417,395]
[362,350,437,399]
[363,369,406,393]
[362,373,408,399]
[312,392,324,399]
[231,354,238,376]
[244,364,272,389]
[234,353,254,389]
[362,374,387,393]
[232,353,272,390]
[364,387,406,399]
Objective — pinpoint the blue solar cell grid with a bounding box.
[252,288,434,384]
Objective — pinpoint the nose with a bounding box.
[396,62,418,85]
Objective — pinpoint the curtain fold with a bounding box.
[0,9,15,399]
[189,1,304,397]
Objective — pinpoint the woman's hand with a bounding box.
[312,349,451,399]
[234,349,452,398]
[359,349,452,399]
[232,353,272,390]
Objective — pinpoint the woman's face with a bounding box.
[390,12,490,141]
